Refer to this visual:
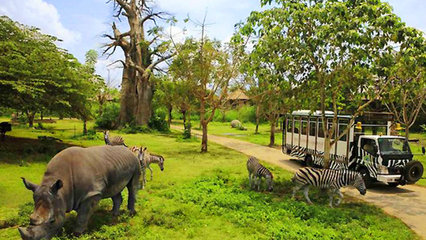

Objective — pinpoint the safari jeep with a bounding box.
[353,135,424,187]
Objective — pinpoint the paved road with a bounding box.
[171,125,426,239]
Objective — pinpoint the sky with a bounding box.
[0,0,425,88]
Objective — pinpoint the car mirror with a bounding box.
[422,146,425,155]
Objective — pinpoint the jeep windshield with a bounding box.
[378,138,411,155]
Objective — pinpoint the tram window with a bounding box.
[338,124,347,141]
[318,123,324,137]
[309,122,316,136]
[287,119,293,133]
[302,121,308,135]
[294,121,300,134]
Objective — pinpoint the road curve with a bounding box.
[171,125,426,239]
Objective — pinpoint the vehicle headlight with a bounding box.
[379,165,389,174]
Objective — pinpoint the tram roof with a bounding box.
[289,110,352,119]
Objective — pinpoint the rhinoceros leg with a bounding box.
[111,193,123,216]
[127,174,139,216]
[74,195,101,236]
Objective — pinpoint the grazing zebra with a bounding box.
[247,156,274,191]
[104,130,127,147]
[292,167,366,207]
[129,146,165,188]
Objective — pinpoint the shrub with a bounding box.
[238,105,256,123]
[183,123,191,139]
[95,103,120,130]
[121,123,151,134]
[149,108,169,132]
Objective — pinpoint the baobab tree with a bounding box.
[104,0,175,126]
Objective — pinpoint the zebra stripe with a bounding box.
[247,156,273,191]
[284,144,348,170]
[129,146,164,183]
[292,167,366,207]
[104,131,127,147]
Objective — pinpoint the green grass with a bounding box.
[0,118,420,239]
[179,120,282,147]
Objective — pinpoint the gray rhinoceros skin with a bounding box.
[19,145,141,240]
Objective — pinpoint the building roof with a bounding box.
[227,89,250,100]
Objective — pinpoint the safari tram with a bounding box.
[282,110,424,187]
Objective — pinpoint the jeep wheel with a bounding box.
[404,160,423,184]
[388,183,399,188]
[305,155,313,167]
[359,167,373,188]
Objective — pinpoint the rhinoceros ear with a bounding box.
[21,177,39,192]
[50,179,63,195]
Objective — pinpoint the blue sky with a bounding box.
[1,0,425,87]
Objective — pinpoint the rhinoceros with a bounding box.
[18,145,141,240]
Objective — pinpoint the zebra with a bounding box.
[292,167,366,207]
[103,130,127,147]
[129,146,165,188]
[246,156,274,191]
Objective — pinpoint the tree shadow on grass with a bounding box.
[0,136,75,164]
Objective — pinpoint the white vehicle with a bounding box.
[282,110,424,187]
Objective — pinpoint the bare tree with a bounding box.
[104,0,175,126]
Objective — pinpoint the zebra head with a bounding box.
[266,173,273,192]
[353,173,366,195]
[137,147,147,164]
[159,156,164,171]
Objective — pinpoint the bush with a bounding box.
[183,123,191,139]
[121,123,151,134]
[95,103,120,130]
[149,108,169,132]
[238,105,256,123]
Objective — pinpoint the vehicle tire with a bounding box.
[359,167,373,188]
[388,183,399,188]
[404,160,423,184]
[305,155,313,167]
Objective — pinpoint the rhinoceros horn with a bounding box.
[18,227,32,240]
[18,225,49,240]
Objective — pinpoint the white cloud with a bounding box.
[0,0,81,48]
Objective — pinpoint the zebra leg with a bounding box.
[292,183,303,199]
[147,164,153,181]
[140,167,146,189]
[335,189,343,206]
[257,176,261,191]
[302,185,313,205]
[111,193,123,216]
[328,189,335,208]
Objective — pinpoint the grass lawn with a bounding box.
[0,118,420,239]
[178,120,283,147]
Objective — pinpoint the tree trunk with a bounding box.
[201,121,208,152]
[182,110,187,125]
[135,78,153,125]
[323,137,331,169]
[405,126,410,139]
[167,105,172,127]
[269,118,275,147]
[119,65,136,125]
[40,111,43,121]
[27,111,35,128]
[83,119,87,135]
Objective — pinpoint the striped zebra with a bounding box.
[104,130,127,147]
[292,167,366,207]
[247,156,274,191]
[129,146,165,188]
